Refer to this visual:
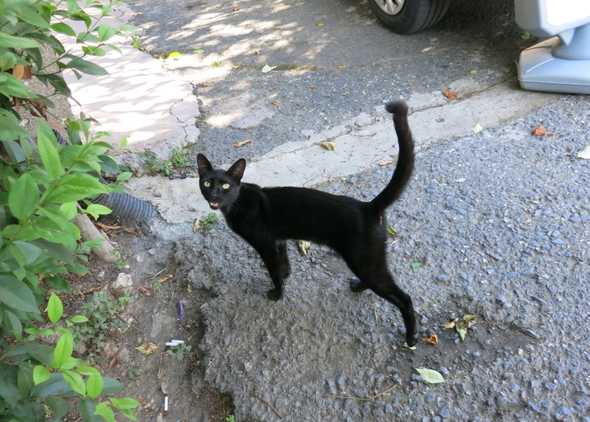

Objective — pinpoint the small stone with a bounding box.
[439,406,450,418]
[545,382,558,391]
[495,294,510,307]
[354,112,372,127]
[554,406,573,420]
[384,404,394,414]
[118,347,130,363]
[113,273,133,290]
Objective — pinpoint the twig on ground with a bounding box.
[254,396,285,419]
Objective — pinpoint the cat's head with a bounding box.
[197,153,246,211]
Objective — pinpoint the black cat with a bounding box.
[197,101,417,346]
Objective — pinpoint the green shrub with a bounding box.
[0,0,137,420]
[73,291,130,362]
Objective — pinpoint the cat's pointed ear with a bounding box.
[197,153,213,177]
[226,158,246,182]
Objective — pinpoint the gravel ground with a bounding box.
[174,95,590,421]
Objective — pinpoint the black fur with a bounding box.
[197,101,417,346]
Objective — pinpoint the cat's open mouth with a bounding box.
[209,201,220,210]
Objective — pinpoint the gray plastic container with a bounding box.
[515,0,590,94]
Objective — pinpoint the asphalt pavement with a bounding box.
[69,0,590,420]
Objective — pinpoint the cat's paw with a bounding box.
[404,335,418,349]
[349,279,369,293]
[266,289,283,301]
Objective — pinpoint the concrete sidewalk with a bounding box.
[61,5,199,160]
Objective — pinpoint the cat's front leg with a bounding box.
[249,237,285,301]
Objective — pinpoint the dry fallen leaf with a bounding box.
[192,218,200,233]
[233,139,252,148]
[473,123,483,134]
[378,159,394,167]
[444,314,477,341]
[261,64,276,73]
[232,4,240,11]
[158,274,174,284]
[577,144,590,160]
[443,319,457,330]
[423,333,439,346]
[271,100,280,107]
[421,46,434,53]
[319,140,336,151]
[315,19,325,27]
[297,240,311,256]
[415,368,445,384]
[136,342,158,356]
[167,51,183,59]
[531,124,546,137]
[442,88,458,101]
[387,226,397,237]
[12,64,32,80]
[336,64,347,70]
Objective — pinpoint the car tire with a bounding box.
[367,0,452,34]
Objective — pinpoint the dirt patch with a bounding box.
[61,223,234,421]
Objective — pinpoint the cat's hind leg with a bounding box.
[368,271,417,347]
[277,240,291,280]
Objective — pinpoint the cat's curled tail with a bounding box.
[369,101,414,213]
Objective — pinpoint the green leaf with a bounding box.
[70,314,89,323]
[33,365,51,385]
[0,274,38,313]
[31,373,70,397]
[0,50,19,71]
[0,109,27,141]
[51,23,76,36]
[82,46,106,56]
[8,174,39,220]
[0,31,40,49]
[17,364,33,395]
[102,377,123,394]
[45,174,109,203]
[13,240,42,265]
[63,370,86,396]
[60,202,78,220]
[110,397,140,410]
[52,331,73,369]
[14,4,50,28]
[61,357,80,370]
[0,72,35,98]
[47,293,63,323]
[97,25,117,42]
[0,366,21,402]
[410,260,423,271]
[85,204,111,220]
[95,402,115,422]
[415,368,445,384]
[77,364,99,377]
[87,372,103,399]
[67,57,108,76]
[5,342,53,365]
[80,398,101,422]
[47,397,69,419]
[37,121,64,179]
[6,309,23,338]
[119,408,138,421]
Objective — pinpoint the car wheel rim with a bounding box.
[375,0,406,15]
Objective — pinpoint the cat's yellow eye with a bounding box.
[203,181,211,187]
[222,183,230,190]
